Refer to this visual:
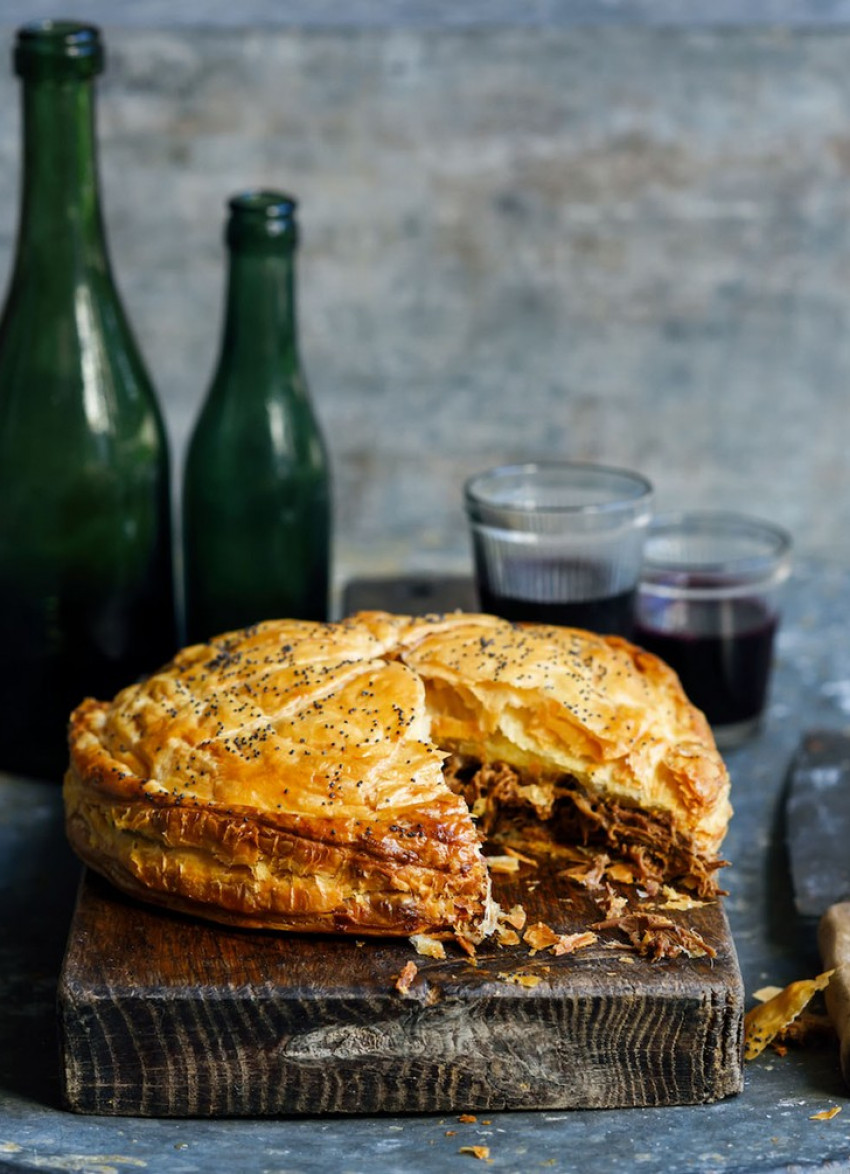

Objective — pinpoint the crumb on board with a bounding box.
[493,903,527,946]
[458,1145,491,1160]
[658,885,706,911]
[552,931,598,956]
[501,904,527,931]
[523,922,562,953]
[811,1106,842,1121]
[591,911,715,960]
[410,933,447,959]
[596,886,628,919]
[522,921,597,956]
[484,855,521,874]
[498,970,543,988]
[394,960,418,995]
[744,971,834,1060]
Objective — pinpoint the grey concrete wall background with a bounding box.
[1,5,849,585]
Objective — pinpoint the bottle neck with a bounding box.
[220,244,300,379]
[14,74,107,276]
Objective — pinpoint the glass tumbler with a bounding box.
[633,511,792,748]
[464,461,654,638]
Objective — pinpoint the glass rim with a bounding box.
[464,460,654,519]
[640,510,792,596]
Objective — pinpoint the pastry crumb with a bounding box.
[811,1106,841,1121]
[744,971,834,1060]
[523,922,562,953]
[498,970,543,988]
[523,921,597,957]
[552,931,598,956]
[658,885,705,911]
[410,934,446,959]
[592,911,715,960]
[484,855,521,874]
[500,904,527,931]
[394,960,418,995]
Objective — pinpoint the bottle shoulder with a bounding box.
[0,334,169,484]
[185,418,329,488]
[188,370,327,455]
[0,279,164,408]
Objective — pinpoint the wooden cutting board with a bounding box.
[58,861,744,1116]
[58,575,744,1116]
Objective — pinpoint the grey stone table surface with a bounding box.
[3,557,850,1174]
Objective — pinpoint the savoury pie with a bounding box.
[64,611,731,943]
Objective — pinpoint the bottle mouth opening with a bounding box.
[226,191,299,246]
[15,21,104,78]
[228,191,298,220]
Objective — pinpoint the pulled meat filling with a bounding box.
[443,755,723,898]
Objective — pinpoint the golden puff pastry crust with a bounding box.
[64,611,731,941]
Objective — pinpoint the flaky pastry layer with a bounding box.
[64,610,731,940]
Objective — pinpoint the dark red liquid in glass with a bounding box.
[633,597,777,727]
[477,583,637,637]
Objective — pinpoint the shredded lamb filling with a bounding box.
[443,754,723,898]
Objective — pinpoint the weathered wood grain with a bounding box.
[58,864,744,1116]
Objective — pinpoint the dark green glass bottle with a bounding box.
[0,22,177,780]
[182,192,332,643]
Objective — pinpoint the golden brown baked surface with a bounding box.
[64,611,731,940]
